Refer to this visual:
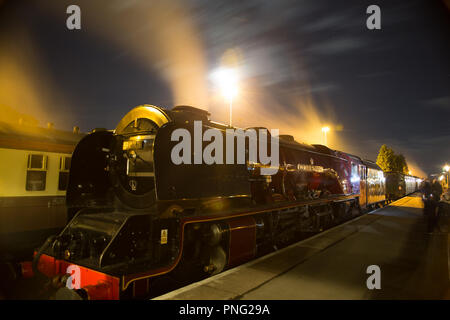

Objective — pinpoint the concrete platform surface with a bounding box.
[155,194,450,300]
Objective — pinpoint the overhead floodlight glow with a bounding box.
[212,67,238,102]
[321,126,330,146]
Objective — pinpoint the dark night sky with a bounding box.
[0,0,449,175]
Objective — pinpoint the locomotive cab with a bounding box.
[67,105,171,213]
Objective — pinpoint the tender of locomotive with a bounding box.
[27,105,394,299]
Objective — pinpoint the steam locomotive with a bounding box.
[23,105,420,299]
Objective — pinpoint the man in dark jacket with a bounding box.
[426,179,443,233]
[421,180,432,217]
[431,179,443,201]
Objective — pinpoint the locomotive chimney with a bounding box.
[73,126,80,134]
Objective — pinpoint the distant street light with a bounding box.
[321,126,330,146]
[212,67,238,127]
[444,164,449,187]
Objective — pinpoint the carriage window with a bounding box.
[58,156,71,191]
[60,156,71,171]
[351,163,358,177]
[362,166,366,179]
[26,154,47,191]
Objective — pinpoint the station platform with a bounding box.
[155,194,450,300]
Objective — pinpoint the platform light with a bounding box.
[443,165,449,186]
[321,126,330,146]
[212,67,239,127]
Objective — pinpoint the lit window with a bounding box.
[26,154,47,191]
[58,156,71,191]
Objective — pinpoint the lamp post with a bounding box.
[444,164,449,189]
[321,126,330,146]
[229,96,233,127]
[212,67,238,127]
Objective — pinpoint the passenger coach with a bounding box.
[0,121,83,255]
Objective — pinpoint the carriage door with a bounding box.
[359,164,367,208]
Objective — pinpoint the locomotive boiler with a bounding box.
[26,104,393,299]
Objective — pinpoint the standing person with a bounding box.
[421,179,432,217]
[430,179,443,232]
[432,178,443,201]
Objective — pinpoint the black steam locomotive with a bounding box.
[25,104,418,299]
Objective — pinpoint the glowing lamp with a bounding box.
[212,67,239,126]
[212,68,238,102]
